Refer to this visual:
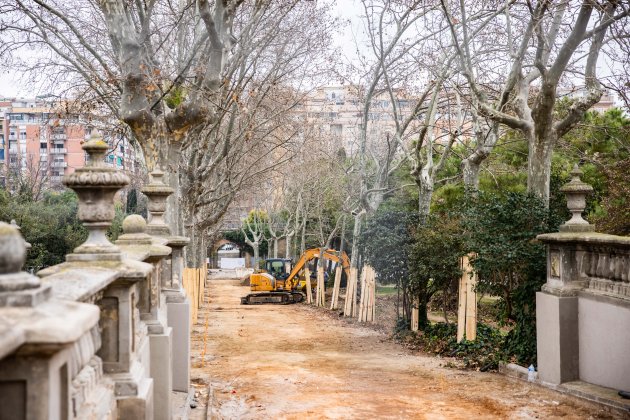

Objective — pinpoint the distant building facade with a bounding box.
[298,85,423,155]
[0,97,139,189]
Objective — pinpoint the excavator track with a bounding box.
[240,291,304,305]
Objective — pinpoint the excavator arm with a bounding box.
[285,248,351,291]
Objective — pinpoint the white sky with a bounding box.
[0,71,24,98]
[331,0,365,66]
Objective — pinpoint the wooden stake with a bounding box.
[330,266,342,310]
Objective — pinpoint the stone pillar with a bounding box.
[164,237,191,392]
[96,215,159,420]
[536,165,593,385]
[142,169,192,394]
[117,213,172,420]
[0,222,112,419]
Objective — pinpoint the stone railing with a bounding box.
[536,165,630,393]
[0,132,193,420]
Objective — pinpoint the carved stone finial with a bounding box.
[123,214,147,234]
[0,222,50,306]
[10,219,32,250]
[559,164,594,232]
[141,169,174,237]
[63,130,130,261]
[115,215,152,245]
[0,222,27,276]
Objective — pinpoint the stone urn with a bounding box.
[64,131,130,260]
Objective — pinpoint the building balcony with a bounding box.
[50,176,64,183]
[51,134,66,140]
[50,148,67,154]
[51,161,68,168]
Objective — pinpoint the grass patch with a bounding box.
[376,285,398,295]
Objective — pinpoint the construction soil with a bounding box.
[189,279,622,419]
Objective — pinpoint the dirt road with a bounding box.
[189,279,619,419]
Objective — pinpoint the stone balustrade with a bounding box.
[0,132,192,420]
[536,165,630,393]
[540,232,630,300]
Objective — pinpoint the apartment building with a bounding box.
[0,97,138,188]
[299,85,424,155]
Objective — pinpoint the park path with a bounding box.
[188,279,617,420]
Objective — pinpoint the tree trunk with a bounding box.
[417,181,433,221]
[165,143,183,236]
[273,238,278,258]
[350,211,366,269]
[285,234,292,260]
[527,130,555,206]
[461,159,482,191]
[418,292,429,330]
[253,243,260,269]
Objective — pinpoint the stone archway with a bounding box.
[211,239,237,254]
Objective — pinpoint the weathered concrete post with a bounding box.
[536,165,593,385]
[142,169,192,397]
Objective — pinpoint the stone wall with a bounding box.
[0,133,192,420]
[536,166,630,391]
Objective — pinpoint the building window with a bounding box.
[330,124,343,136]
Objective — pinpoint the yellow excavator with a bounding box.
[240,247,351,305]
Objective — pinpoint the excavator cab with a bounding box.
[264,259,291,281]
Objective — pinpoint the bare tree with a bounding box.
[1,0,336,251]
[442,0,630,203]
[241,208,268,269]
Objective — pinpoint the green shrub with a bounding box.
[400,322,506,371]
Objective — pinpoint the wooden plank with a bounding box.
[457,256,467,342]
[316,266,325,307]
[411,298,419,332]
[465,259,477,341]
[304,268,312,304]
[359,267,368,321]
[371,267,377,322]
[343,267,357,317]
[330,266,342,310]
[366,267,375,322]
[198,268,203,308]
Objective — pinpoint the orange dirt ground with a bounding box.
[188,279,622,420]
